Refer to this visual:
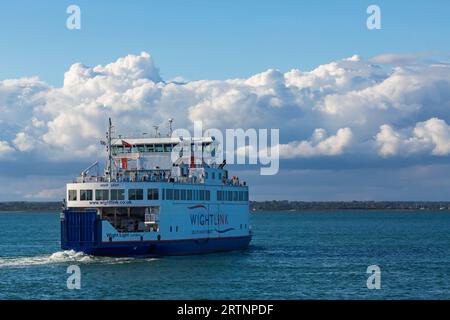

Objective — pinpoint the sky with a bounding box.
[1,0,450,201]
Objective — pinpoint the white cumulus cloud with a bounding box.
[0,51,450,167]
[376,118,450,157]
[279,128,353,158]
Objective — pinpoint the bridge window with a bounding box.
[128,189,143,200]
[238,191,243,201]
[68,190,77,201]
[164,144,173,152]
[174,189,180,200]
[155,144,163,152]
[80,189,93,201]
[187,189,192,200]
[95,189,109,200]
[147,188,159,200]
[181,189,186,200]
[111,189,125,200]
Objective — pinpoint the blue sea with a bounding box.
[1,210,450,299]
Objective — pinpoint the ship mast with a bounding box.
[107,117,113,182]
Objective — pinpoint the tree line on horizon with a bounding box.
[1,201,450,212]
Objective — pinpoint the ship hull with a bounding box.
[62,235,252,257]
[61,208,252,257]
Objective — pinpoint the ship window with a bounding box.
[199,190,205,201]
[218,173,222,179]
[176,226,179,232]
[162,188,165,200]
[164,144,172,152]
[205,190,210,201]
[170,226,173,232]
[212,172,215,180]
[166,189,173,200]
[138,145,145,152]
[95,189,109,200]
[146,144,155,152]
[181,189,186,200]
[238,191,243,201]
[244,191,248,201]
[205,172,208,179]
[68,190,77,201]
[147,188,159,200]
[217,191,221,201]
[228,191,232,201]
[116,146,124,154]
[187,189,192,200]
[111,189,125,200]
[155,144,163,152]
[80,189,93,201]
[174,189,180,200]
[128,189,143,200]
[233,191,238,201]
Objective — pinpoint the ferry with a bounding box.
[60,119,252,256]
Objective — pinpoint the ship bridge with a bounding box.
[74,119,246,188]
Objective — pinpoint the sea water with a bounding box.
[0,211,449,299]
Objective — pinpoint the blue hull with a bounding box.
[61,209,251,257]
[62,236,252,257]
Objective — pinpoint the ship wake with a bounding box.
[0,250,157,268]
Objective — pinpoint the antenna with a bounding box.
[168,118,174,136]
[153,125,159,137]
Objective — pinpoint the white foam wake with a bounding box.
[0,250,157,268]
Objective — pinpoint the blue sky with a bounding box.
[1,1,450,201]
[1,0,449,84]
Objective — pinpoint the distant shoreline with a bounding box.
[1,201,450,212]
